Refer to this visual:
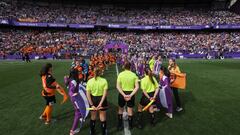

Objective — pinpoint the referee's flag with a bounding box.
[76,84,90,120]
[170,73,186,90]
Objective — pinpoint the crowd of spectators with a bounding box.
[0,1,239,25]
[1,1,240,59]
[1,29,240,58]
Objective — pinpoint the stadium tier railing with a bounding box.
[1,19,240,30]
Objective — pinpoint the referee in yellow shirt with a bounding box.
[137,68,159,129]
[86,68,108,135]
[117,61,139,130]
[149,55,156,71]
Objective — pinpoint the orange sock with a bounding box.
[46,105,53,122]
[42,106,48,117]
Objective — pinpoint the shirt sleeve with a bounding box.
[69,81,77,93]
[163,77,170,87]
[140,79,146,91]
[117,74,121,83]
[104,79,108,90]
[153,77,159,89]
[86,81,91,92]
[149,59,153,65]
[134,74,139,82]
[176,66,181,73]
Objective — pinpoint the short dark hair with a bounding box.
[40,63,52,76]
[169,58,176,62]
[160,66,170,78]
[69,69,79,82]
[124,61,131,70]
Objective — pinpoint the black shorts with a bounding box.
[44,96,56,106]
[118,91,135,108]
[91,95,108,111]
[139,92,155,106]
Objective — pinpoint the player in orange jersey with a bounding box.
[39,63,68,124]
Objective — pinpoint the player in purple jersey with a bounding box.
[159,66,173,118]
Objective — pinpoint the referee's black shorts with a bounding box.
[43,96,56,106]
[118,91,135,108]
[139,92,155,106]
[91,95,108,111]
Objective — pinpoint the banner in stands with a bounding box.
[224,52,240,58]
[69,24,94,28]
[158,25,175,29]
[108,24,126,28]
[48,23,67,28]
[127,25,157,30]
[104,41,128,53]
[12,21,47,27]
[213,24,240,29]
[174,25,210,30]
[7,20,240,30]
[0,19,9,25]
[158,25,210,30]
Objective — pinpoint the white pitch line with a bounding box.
[115,64,131,135]
[116,63,119,76]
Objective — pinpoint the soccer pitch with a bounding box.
[0,59,240,135]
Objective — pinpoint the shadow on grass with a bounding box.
[55,102,122,134]
[136,90,196,129]
[93,102,121,135]
[54,110,74,121]
[173,90,196,116]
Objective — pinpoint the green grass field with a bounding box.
[1,59,240,135]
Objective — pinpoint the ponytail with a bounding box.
[94,68,102,80]
[149,71,156,86]
[145,68,155,86]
